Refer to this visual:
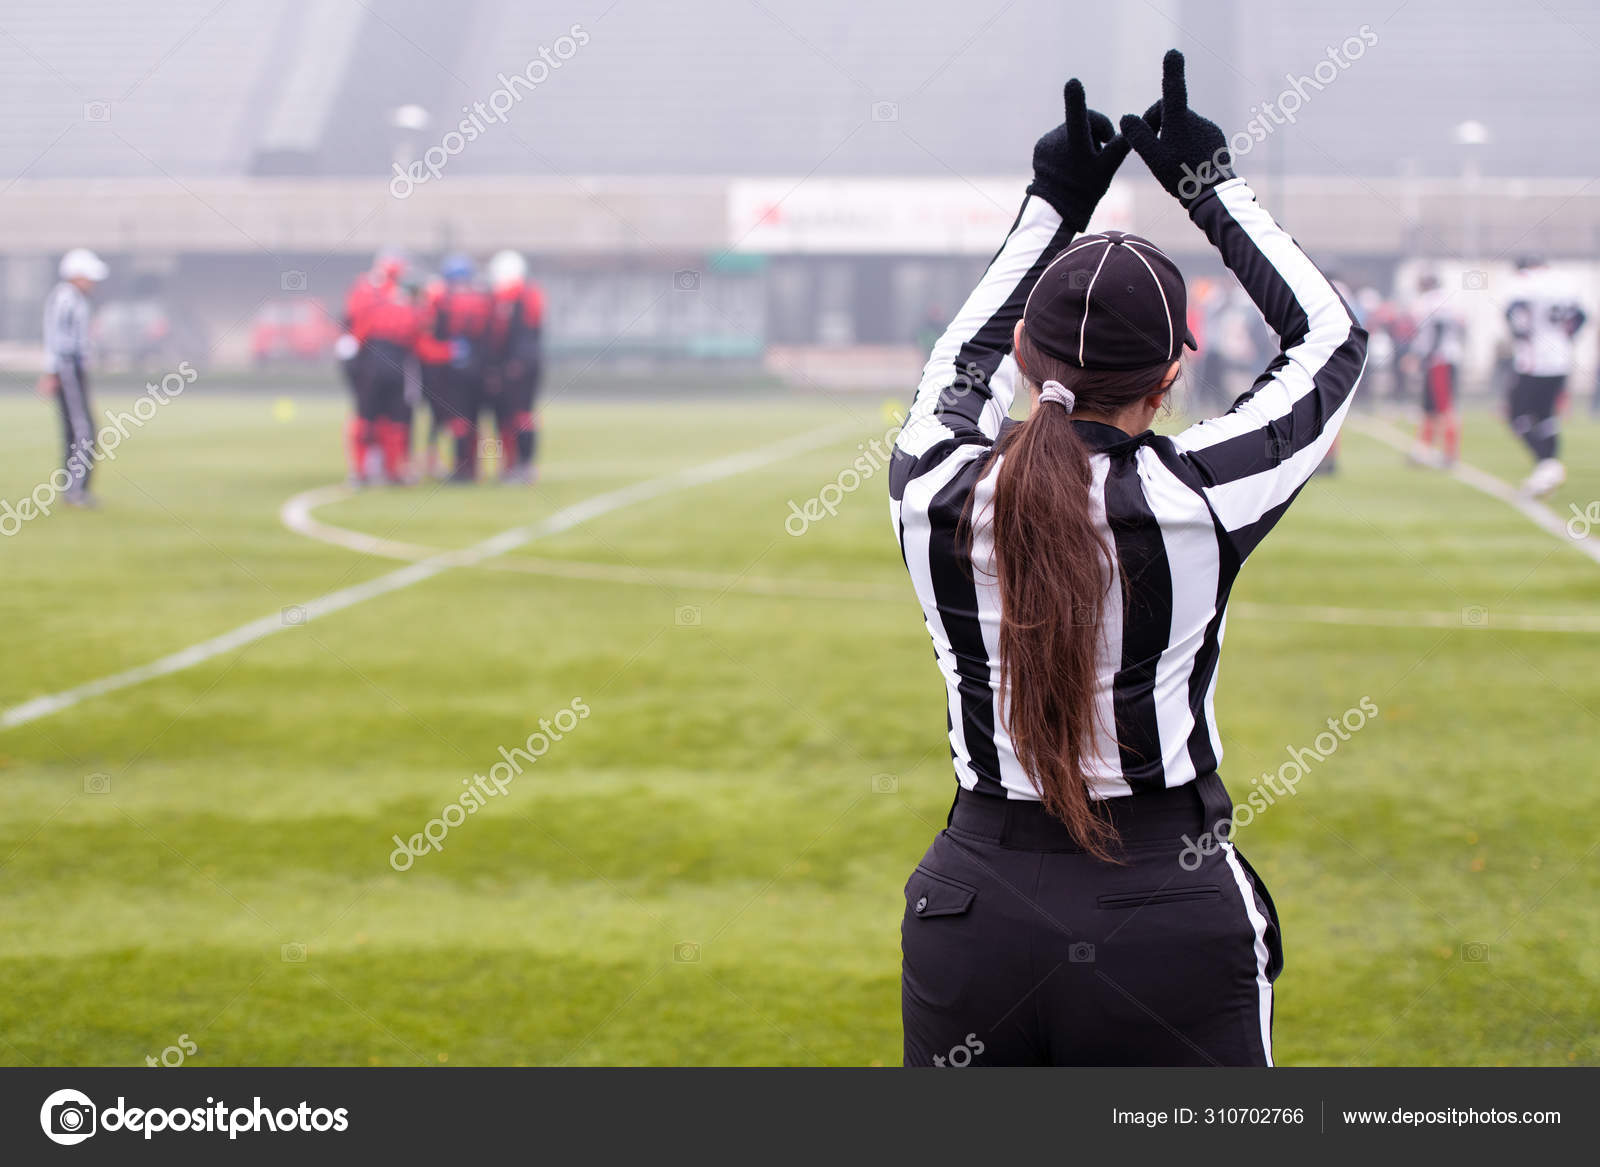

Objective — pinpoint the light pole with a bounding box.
[1453,119,1490,260]
[386,105,430,251]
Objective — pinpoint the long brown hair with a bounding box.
[979,328,1174,859]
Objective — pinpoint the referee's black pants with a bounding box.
[902,777,1282,1067]
[55,356,95,495]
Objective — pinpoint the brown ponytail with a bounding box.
[978,328,1175,859]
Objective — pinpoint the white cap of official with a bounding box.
[59,248,109,282]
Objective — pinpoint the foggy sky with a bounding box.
[0,0,1593,182]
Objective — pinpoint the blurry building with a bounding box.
[1,0,1597,385]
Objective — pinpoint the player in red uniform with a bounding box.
[484,250,546,484]
[415,255,492,482]
[343,252,421,485]
[1409,273,1465,468]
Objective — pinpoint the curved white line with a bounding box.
[280,486,1600,634]
[280,489,907,602]
[1,421,862,731]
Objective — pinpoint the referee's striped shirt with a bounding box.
[42,281,92,376]
[889,177,1368,801]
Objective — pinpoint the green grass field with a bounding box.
[1,387,1597,1066]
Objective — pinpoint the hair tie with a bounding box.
[1037,380,1076,414]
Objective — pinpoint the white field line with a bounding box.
[1230,601,1600,635]
[0,422,861,731]
[281,489,905,602]
[282,483,1600,634]
[1349,414,1600,567]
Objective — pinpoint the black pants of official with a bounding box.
[55,357,95,495]
[902,778,1282,1067]
[1508,372,1566,461]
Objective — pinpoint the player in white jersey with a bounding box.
[1409,273,1465,467]
[1504,257,1586,496]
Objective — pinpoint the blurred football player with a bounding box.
[1408,272,1464,467]
[1505,256,1587,496]
[484,250,546,484]
[342,251,420,485]
[416,254,492,482]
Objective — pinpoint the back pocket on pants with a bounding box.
[1096,885,1222,910]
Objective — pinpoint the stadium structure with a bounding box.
[1,0,1596,383]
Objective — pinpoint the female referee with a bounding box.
[889,52,1367,1067]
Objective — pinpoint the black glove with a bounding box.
[1119,50,1234,209]
[1027,79,1129,233]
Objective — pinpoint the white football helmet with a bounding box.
[487,249,527,290]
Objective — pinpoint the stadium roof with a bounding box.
[0,0,1594,181]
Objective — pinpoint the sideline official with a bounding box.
[37,248,109,509]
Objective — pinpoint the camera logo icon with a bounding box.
[82,102,111,123]
[281,605,307,627]
[83,772,111,795]
[1461,941,1490,963]
[281,270,308,293]
[674,941,701,963]
[674,605,702,628]
[871,101,899,122]
[1461,605,1489,628]
[281,941,308,963]
[870,773,898,794]
[1068,941,1096,964]
[1461,270,1489,291]
[40,1088,96,1145]
[673,269,700,291]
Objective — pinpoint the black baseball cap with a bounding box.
[1022,231,1197,370]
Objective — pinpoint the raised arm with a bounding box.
[892,80,1128,498]
[1122,52,1366,558]
[1172,180,1365,546]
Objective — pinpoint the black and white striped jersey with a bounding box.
[889,177,1367,800]
[42,281,92,375]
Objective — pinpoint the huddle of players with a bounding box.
[340,250,544,486]
[1405,256,1586,497]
